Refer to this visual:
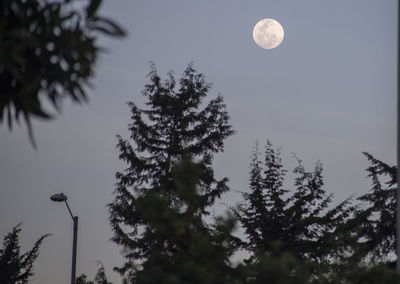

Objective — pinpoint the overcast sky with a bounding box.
[0,0,397,283]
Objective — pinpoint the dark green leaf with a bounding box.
[86,0,102,18]
[92,17,126,37]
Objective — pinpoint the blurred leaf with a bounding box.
[87,0,102,18]
[0,0,125,147]
[91,17,127,37]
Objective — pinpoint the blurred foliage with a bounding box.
[243,250,400,284]
[0,0,125,146]
[76,261,113,284]
[331,263,400,284]
[122,156,242,284]
[244,250,313,284]
[0,223,49,284]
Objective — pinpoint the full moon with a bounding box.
[253,18,284,50]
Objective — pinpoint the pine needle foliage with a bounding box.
[76,262,113,284]
[352,152,396,263]
[0,224,49,284]
[125,156,240,284]
[108,63,235,281]
[238,140,355,271]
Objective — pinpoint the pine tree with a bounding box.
[126,156,240,284]
[76,262,113,284]
[108,63,235,280]
[0,224,49,283]
[284,156,356,265]
[352,152,396,263]
[93,264,112,284]
[240,141,288,256]
[239,140,354,274]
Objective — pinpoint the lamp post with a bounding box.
[50,193,78,284]
[397,0,400,273]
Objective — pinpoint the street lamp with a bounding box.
[397,0,400,273]
[50,193,78,284]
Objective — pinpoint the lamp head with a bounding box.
[50,193,67,202]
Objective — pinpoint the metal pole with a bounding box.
[71,216,78,284]
[397,0,400,273]
[65,200,74,220]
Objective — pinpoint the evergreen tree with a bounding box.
[284,156,334,262]
[124,156,241,284]
[76,262,113,284]
[0,224,49,284]
[93,263,112,284]
[245,250,314,284]
[76,274,92,284]
[108,63,235,280]
[352,152,396,263]
[239,140,354,273]
[240,141,288,256]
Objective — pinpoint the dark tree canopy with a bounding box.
[121,156,241,284]
[76,262,112,284]
[0,0,125,145]
[238,140,356,276]
[0,224,49,284]
[237,143,400,281]
[240,141,288,255]
[351,152,397,262]
[103,63,398,282]
[108,63,235,281]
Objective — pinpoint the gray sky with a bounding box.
[0,0,397,283]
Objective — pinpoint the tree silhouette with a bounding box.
[350,152,397,263]
[238,140,355,278]
[76,262,112,284]
[121,155,241,283]
[108,63,235,281]
[0,224,49,283]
